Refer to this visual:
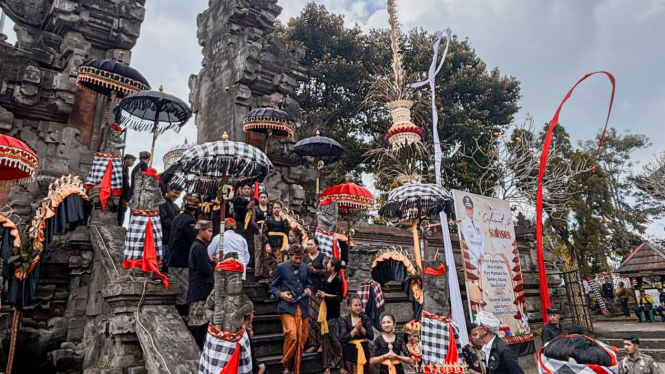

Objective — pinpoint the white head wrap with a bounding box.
[476,311,500,329]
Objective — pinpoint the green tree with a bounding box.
[278,3,521,191]
[580,129,664,257]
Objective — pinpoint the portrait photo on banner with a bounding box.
[452,190,534,347]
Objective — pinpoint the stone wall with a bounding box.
[189,0,316,216]
[0,0,146,220]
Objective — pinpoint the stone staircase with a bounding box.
[244,270,324,374]
[593,320,665,362]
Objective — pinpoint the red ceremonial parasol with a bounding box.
[320,175,374,211]
[0,134,38,186]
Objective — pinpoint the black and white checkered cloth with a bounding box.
[85,155,123,189]
[421,314,463,365]
[199,330,252,374]
[589,279,607,311]
[386,183,452,204]
[357,282,385,312]
[178,140,273,178]
[315,230,339,259]
[124,214,163,262]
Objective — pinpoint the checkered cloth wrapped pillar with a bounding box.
[199,326,252,374]
[84,153,123,208]
[123,209,168,286]
[421,311,464,374]
[315,228,339,259]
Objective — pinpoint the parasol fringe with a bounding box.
[378,198,448,220]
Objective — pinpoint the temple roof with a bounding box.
[616,242,665,277]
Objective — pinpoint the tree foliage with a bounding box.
[277,3,521,189]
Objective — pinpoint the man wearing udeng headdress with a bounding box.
[474,311,523,374]
[199,252,255,374]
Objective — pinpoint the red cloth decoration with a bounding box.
[143,167,161,181]
[253,182,260,200]
[536,71,615,324]
[109,123,123,132]
[331,237,348,296]
[215,259,244,273]
[444,323,458,366]
[219,342,242,374]
[99,160,114,209]
[122,219,170,288]
[424,265,446,276]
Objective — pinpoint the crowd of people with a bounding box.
[583,276,665,323]
[120,152,663,374]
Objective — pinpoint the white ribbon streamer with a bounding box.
[409,28,469,345]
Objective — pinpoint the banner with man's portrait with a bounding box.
[452,190,534,353]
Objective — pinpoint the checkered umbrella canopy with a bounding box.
[171,139,273,194]
[379,182,452,220]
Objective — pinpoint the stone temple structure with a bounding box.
[0,1,559,373]
[189,0,316,218]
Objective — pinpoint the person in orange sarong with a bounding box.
[270,244,313,374]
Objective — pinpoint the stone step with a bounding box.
[595,324,665,339]
[603,338,665,350]
[253,314,284,334]
[245,282,272,300]
[253,332,287,357]
[258,352,323,374]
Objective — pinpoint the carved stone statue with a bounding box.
[128,171,166,211]
[98,124,126,154]
[317,200,338,233]
[85,124,127,210]
[123,168,168,285]
[200,252,254,374]
[423,262,450,316]
[205,252,255,332]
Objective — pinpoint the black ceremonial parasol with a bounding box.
[76,56,150,126]
[243,102,297,141]
[379,181,452,268]
[171,132,273,255]
[114,86,192,166]
[290,130,344,196]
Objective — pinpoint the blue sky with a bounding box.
[3,0,665,238]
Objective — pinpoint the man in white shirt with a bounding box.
[459,196,485,272]
[474,311,523,374]
[208,218,249,280]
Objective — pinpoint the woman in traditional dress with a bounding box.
[232,182,257,267]
[341,295,374,374]
[370,314,413,374]
[263,201,289,264]
[252,191,272,283]
[318,258,345,374]
[304,237,328,353]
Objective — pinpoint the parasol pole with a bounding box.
[149,86,164,167]
[101,90,117,126]
[412,219,421,269]
[217,132,231,258]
